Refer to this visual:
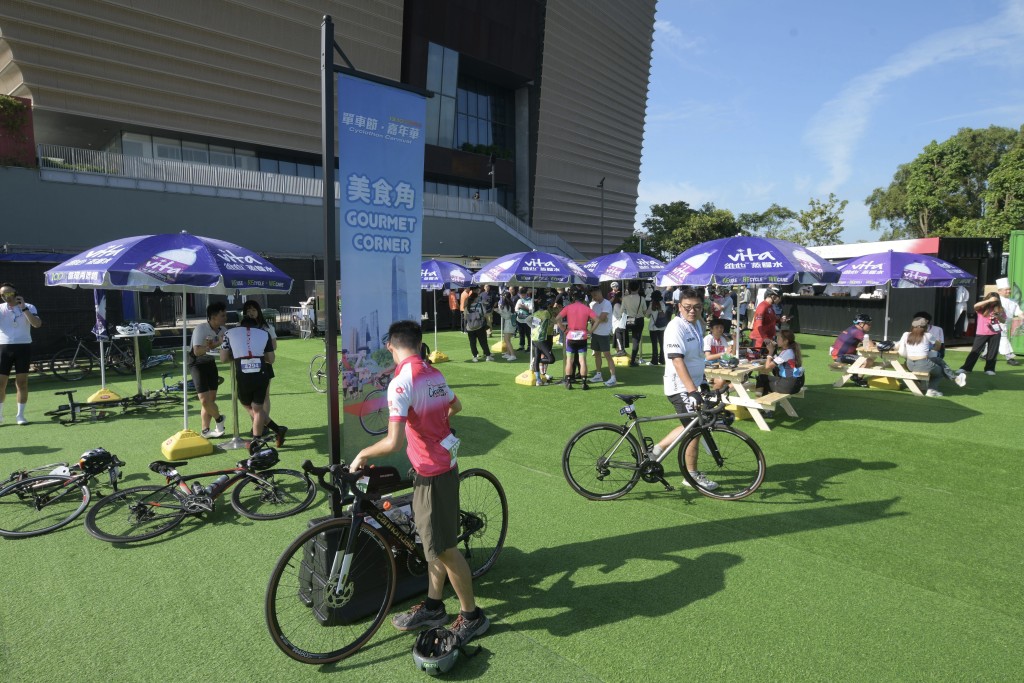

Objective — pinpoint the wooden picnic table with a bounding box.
[704,361,804,432]
[830,348,930,396]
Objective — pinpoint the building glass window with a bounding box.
[235,149,258,171]
[182,141,209,164]
[153,137,181,161]
[122,132,153,158]
[454,77,515,160]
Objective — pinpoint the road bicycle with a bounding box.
[84,441,316,543]
[49,333,135,381]
[562,389,766,501]
[0,449,125,538]
[43,386,182,425]
[265,459,508,664]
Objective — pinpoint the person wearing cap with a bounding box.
[897,316,966,397]
[995,277,1022,366]
[830,313,877,387]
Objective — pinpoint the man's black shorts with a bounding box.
[189,362,220,394]
[0,344,31,375]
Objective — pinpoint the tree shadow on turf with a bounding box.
[474,497,903,636]
[753,457,898,504]
[0,445,62,455]
[303,417,511,460]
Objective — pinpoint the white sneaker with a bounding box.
[985,370,996,376]
[604,377,617,387]
[683,471,719,491]
[485,355,494,362]
[535,380,544,386]
[544,374,553,382]
[471,356,479,363]
[506,355,517,362]
[954,373,967,388]
[16,416,28,426]
[589,372,603,383]
[925,389,943,397]
[209,420,226,438]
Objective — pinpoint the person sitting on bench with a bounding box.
[830,313,876,387]
[756,331,805,400]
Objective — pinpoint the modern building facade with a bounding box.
[2,0,655,259]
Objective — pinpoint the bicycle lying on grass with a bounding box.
[562,388,766,501]
[84,440,316,543]
[264,460,508,664]
[0,449,125,538]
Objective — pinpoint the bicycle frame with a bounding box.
[602,397,728,472]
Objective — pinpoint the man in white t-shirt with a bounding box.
[648,287,718,490]
[0,283,43,425]
[588,287,617,387]
[190,302,228,438]
[996,278,1023,365]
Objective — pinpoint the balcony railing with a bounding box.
[36,144,583,259]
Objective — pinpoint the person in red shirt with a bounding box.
[750,288,788,352]
[350,320,489,645]
[554,290,597,389]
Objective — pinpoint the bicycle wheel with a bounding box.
[457,468,508,578]
[309,354,328,393]
[677,425,766,501]
[265,519,397,664]
[231,469,316,520]
[358,389,388,435]
[562,423,643,501]
[50,346,93,381]
[107,345,135,375]
[0,475,90,538]
[84,485,189,542]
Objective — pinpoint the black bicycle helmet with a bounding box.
[412,627,461,676]
[853,313,873,325]
[78,448,114,475]
[243,445,280,471]
[766,287,782,299]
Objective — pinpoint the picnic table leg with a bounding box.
[889,359,925,396]
[778,397,798,418]
[730,382,772,432]
[833,356,867,388]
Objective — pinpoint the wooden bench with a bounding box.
[830,357,931,395]
[755,388,805,417]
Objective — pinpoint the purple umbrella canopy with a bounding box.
[44,231,292,293]
[582,251,666,281]
[420,259,471,290]
[835,251,975,288]
[471,250,595,286]
[655,236,840,287]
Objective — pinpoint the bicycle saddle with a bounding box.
[613,393,646,405]
[148,460,187,475]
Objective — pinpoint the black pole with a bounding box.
[321,16,343,517]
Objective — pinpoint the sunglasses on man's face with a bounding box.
[679,304,700,312]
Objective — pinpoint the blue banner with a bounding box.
[337,74,426,460]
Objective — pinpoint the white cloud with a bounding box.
[653,19,705,59]
[804,0,1024,196]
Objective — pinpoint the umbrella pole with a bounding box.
[433,293,439,351]
[219,361,247,450]
[884,283,891,341]
[181,291,189,431]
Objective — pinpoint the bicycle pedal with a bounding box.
[658,478,675,491]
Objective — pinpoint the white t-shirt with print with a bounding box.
[663,317,705,396]
[590,299,613,336]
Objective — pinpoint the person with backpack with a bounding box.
[647,290,669,365]
[463,288,493,362]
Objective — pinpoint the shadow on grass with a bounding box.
[0,445,62,455]
[301,417,511,462]
[755,457,897,504]
[799,384,982,423]
[473,497,903,637]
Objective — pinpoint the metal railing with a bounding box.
[36,144,583,259]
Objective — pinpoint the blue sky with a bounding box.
[637,0,1024,243]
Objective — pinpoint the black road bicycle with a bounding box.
[84,441,316,543]
[0,449,124,538]
[49,334,135,381]
[563,389,766,501]
[265,460,508,664]
[44,387,181,425]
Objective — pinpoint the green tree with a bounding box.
[624,201,736,258]
[737,204,798,241]
[982,127,1024,240]
[795,193,847,246]
[865,125,1017,238]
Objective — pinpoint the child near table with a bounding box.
[756,330,805,398]
[703,318,732,391]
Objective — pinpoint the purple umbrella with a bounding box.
[582,251,666,281]
[655,236,840,287]
[835,250,976,339]
[421,259,472,353]
[421,259,471,290]
[46,231,293,454]
[472,250,596,287]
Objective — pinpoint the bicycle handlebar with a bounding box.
[301,459,360,493]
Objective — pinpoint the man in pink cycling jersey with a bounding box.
[349,320,488,645]
[555,289,597,390]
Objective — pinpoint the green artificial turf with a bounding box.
[1,332,1021,681]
